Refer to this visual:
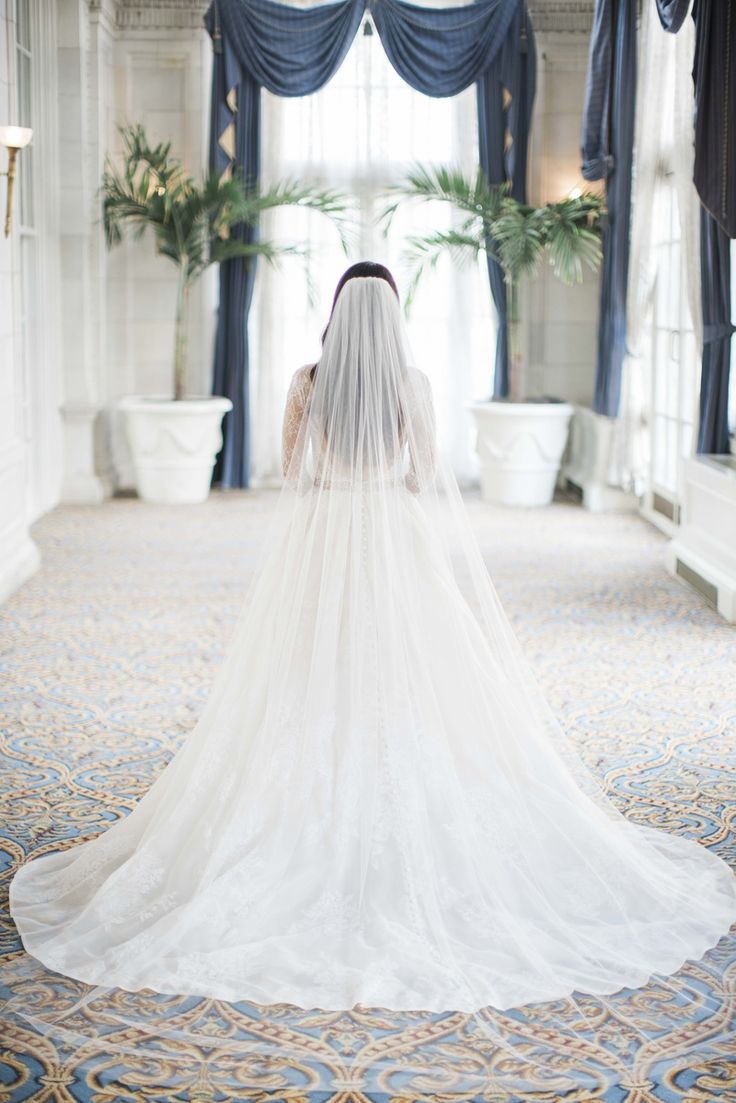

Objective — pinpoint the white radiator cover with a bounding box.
[665,455,736,623]
[561,405,638,513]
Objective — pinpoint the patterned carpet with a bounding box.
[1,491,735,1102]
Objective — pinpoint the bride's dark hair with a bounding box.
[327,261,399,324]
[311,262,399,380]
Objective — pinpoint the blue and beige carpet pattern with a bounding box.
[1,492,735,1102]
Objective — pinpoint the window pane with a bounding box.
[17,50,31,127]
[654,330,669,409]
[19,146,34,229]
[663,333,679,416]
[653,415,668,486]
[16,0,30,52]
[16,35,33,228]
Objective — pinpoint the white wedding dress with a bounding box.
[7,278,736,1088]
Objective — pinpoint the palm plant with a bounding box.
[103,125,348,400]
[385,166,604,400]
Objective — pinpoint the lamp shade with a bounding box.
[0,126,32,149]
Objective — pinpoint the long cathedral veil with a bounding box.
[3,276,736,1096]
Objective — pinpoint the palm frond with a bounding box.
[541,196,605,283]
[234,177,352,253]
[101,126,351,276]
[402,229,483,310]
[387,164,503,225]
[492,202,546,281]
[208,239,299,267]
[390,164,605,298]
[101,125,352,397]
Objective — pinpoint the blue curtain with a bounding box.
[477,4,535,396]
[657,0,734,455]
[692,0,735,455]
[580,0,637,418]
[205,0,362,486]
[209,64,261,487]
[698,209,734,454]
[690,0,736,239]
[206,0,534,486]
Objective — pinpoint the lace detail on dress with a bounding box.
[281,365,314,476]
[405,370,437,493]
[281,363,437,493]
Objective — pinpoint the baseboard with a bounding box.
[0,532,40,605]
[563,473,638,513]
[561,407,639,514]
[665,539,736,623]
[61,472,114,504]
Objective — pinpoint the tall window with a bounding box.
[626,24,701,529]
[646,180,698,520]
[251,26,496,484]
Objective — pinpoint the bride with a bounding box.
[8,262,736,1079]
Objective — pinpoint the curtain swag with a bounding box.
[654,0,690,33]
[205,0,535,488]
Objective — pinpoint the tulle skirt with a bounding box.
[10,487,736,1013]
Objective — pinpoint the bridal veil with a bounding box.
[4,275,736,1096]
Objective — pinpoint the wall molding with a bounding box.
[111,0,592,35]
[0,526,40,605]
[528,1,594,34]
[113,0,209,32]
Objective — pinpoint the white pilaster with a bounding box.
[0,0,40,600]
[57,0,116,503]
[107,2,214,489]
[525,28,600,406]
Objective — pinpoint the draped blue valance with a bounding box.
[371,0,520,97]
[205,0,535,487]
[213,0,364,98]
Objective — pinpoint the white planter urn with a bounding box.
[119,395,233,505]
[469,400,574,507]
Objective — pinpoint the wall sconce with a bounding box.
[0,126,33,238]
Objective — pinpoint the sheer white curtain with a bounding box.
[610,3,700,494]
[250,14,496,486]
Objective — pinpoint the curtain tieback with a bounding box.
[581,153,614,182]
[703,322,736,344]
[654,0,691,34]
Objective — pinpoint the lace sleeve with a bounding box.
[406,370,437,494]
[281,366,314,477]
